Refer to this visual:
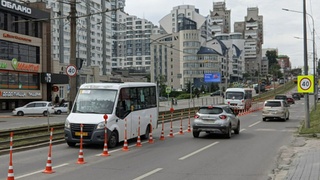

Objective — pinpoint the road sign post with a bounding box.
[298,75,313,129]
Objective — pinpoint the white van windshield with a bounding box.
[73,89,117,114]
[226,92,244,100]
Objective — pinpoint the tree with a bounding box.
[266,50,278,69]
[269,64,282,78]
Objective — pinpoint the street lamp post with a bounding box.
[283,5,311,128]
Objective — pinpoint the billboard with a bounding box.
[204,73,221,83]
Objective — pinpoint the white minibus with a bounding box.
[64,82,158,148]
[224,88,252,110]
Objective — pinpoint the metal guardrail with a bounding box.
[0,107,199,153]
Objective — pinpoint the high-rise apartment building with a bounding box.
[30,0,113,75]
[209,1,231,35]
[234,7,263,79]
[111,13,159,72]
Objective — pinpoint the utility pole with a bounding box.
[69,0,77,109]
[102,0,107,75]
[303,0,310,128]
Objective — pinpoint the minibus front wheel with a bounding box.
[108,131,118,148]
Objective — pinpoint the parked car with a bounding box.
[286,96,295,104]
[12,101,55,116]
[54,102,69,114]
[192,105,240,139]
[262,100,290,121]
[210,90,222,96]
[292,93,301,100]
[159,96,168,101]
[274,94,288,103]
[254,83,266,93]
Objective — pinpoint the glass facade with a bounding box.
[0,11,42,38]
[0,40,40,64]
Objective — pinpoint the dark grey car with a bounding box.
[192,105,240,138]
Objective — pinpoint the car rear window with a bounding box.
[198,107,223,114]
[265,101,281,107]
[275,95,286,99]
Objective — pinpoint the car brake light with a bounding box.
[194,115,199,118]
[219,115,227,119]
[228,102,230,105]
[207,106,213,109]
[242,100,244,102]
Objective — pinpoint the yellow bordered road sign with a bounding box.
[297,75,314,93]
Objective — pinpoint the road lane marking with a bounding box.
[95,129,192,156]
[15,163,69,179]
[240,129,246,132]
[178,142,219,160]
[248,121,261,127]
[133,168,163,180]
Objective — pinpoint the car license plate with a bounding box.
[75,132,88,136]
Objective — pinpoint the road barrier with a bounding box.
[7,132,14,180]
[76,124,86,164]
[43,128,55,174]
[122,118,129,151]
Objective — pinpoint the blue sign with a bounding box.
[204,73,221,83]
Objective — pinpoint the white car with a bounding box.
[54,103,69,114]
[12,101,55,116]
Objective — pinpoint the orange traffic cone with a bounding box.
[101,114,110,156]
[122,138,129,151]
[77,149,86,164]
[7,132,14,180]
[101,142,110,156]
[136,117,142,147]
[187,110,191,133]
[7,163,14,180]
[136,135,142,147]
[148,116,154,144]
[77,124,86,164]
[179,111,184,135]
[168,110,174,138]
[122,119,129,151]
[43,155,54,173]
[159,114,165,140]
[43,128,55,173]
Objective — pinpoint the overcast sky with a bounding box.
[125,0,320,71]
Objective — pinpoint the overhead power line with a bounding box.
[12,6,124,23]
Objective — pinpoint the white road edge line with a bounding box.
[15,163,69,179]
[240,128,246,132]
[132,168,163,180]
[178,142,219,160]
[248,121,261,127]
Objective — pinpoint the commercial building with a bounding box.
[0,0,68,111]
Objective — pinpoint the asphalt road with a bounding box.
[0,92,307,180]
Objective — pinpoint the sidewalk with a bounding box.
[271,136,320,180]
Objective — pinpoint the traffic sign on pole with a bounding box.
[297,75,314,93]
[66,65,77,77]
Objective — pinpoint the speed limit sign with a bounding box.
[66,65,77,77]
[297,75,314,93]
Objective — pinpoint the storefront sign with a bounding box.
[0,0,31,14]
[12,58,39,72]
[3,33,32,42]
[0,91,41,97]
